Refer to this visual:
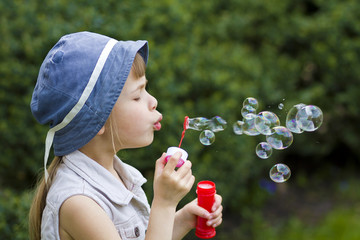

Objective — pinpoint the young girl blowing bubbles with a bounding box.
[29,32,223,240]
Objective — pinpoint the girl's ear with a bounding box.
[97,126,106,135]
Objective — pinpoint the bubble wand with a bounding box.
[178,116,189,148]
[164,116,189,167]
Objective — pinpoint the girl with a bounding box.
[29,32,222,240]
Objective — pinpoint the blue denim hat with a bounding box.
[30,31,148,180]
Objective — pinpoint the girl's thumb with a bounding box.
[154,153,166,176]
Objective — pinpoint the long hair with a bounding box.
[28,53,146,240]
[28,156,63,240]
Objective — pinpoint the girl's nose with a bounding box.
[150,94,158,110]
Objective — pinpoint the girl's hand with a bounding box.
[153,152,195,207]
[173,194,223,239]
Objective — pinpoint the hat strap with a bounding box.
[43,38,118,183]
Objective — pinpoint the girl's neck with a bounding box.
[79,124,124,183]
[79,142,122,183]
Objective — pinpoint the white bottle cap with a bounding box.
[166,147,188,160]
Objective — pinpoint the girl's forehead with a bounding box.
[123,75,147,92]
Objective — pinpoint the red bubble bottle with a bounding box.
[196,180,216,239]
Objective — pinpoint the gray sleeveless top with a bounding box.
[41,150,150,240]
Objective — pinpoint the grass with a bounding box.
[252,207,360,240]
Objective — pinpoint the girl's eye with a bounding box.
[134,97,141,101]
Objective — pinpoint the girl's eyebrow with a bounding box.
[132,79,148,93]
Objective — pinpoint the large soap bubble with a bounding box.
[256,142,273,159]
[255,111,280,135]
[233,120,245,135]
[241,97,259,118]
[186,117,209,131]
[295,105,323,132]
[187,116,227,132]
[199,130,215,146]
[243,97,259,109]
[269,163,291,183]
[241,105,256,118]
[286,103,306,134]
[243,113,260,136]
[207,116,227,132]
[266,126,293,150]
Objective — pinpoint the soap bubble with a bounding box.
[286,103,306,134]
[243,97,259,109]
[241,105,257,118]
[269,163,291,183]
[242,97,258,117]
[255,111,280,135]
[243,113,260,136]
[187,117,209,131]
[295,105,323,132]
[233,120,244,135]
[266,126,293,150]
[199,130,215,146]
[256,142,273,159]
[208,116,227,132]
[187,116,227,132]
[232,97,323,182]
[185,116,226,147]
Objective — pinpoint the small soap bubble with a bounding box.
[208,116,227,132]
[233,120,244,135]
[241,105,256,118]
[243,113,260,136]
[286,103,306,134]
[278,103,284,110]
[243,97,259,109]
[255,111,280,135]
[256,142,273,159]
[295,105,323,132]
[266,126,293,150]
[269,163,291,183]
[199,130,215,146]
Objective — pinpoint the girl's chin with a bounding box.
[126,137,154,149]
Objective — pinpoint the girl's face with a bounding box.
[111,69,162,149]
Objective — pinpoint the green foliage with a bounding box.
[1,0,360,238]
[0,189,31,240]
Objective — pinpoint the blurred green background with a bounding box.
[1,0,360,239]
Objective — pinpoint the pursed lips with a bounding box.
[153,115,162,131]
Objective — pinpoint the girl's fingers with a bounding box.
[176,160,192,178]
[185,174,195,191]
[188,201,212,219]
[175,162,194,193]
[210,204,223,219]
[163,152,182,173]
[207,194,223,227]
[212,194,223,212]
[207,215,223,227]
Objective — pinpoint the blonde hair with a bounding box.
[28,53,146,240]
